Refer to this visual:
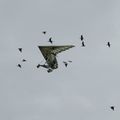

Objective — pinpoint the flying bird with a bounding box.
[63,61,68,67]
[107,42,111,47]
[17,64,21,68]
[18,48,22,52]
[81,41,85,47]
[48,37,53,44]
[22,59,27,62]
[110,106,115,111]
[80,35,84,41]
[42,31,46,34]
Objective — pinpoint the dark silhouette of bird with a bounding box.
[81,41,85,47]
[110,106,115,111]
[80,35,84,41]
[18,48,22,52]
[42,31,46,34]
[107,42,111,47]
[36,64,41,68]
[22,59,27,62]
[68,60,72,63]
[63,61,68,67]
[17,64,21,68]
[48,37,53,44]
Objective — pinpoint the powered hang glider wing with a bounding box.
[38,45,75,61]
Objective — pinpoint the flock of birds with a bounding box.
[17,31,111,69]
[17,31,114,111]
[17,31,76,69]
[17,48,27,68]
[17,31,111,68]
[43,31,110,48]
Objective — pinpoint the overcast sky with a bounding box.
[0,0,120,120]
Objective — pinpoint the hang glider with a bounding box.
[38,45,75,72]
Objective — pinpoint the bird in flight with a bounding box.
[110,106,115,111]
[81,41,85,47]
[18,48,22,53]
[107,42,111,47]
[48,37,53,44]
[42,31,46,34]
[22,59,27,62]
[17,64,21,68]
[80,35,84,41]
[68,60,72,63]
[63,61,68,67]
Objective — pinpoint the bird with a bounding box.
[48,37,53,44]
[22,59,27,62]
[63,61,68,67]
[80,35,84,41]
[68,60,72,63]
[36,64,41,68]
[81,41,85,47]
[110,106,115,111]
[42,31,46,34]
[17,64,21,68]
[18,48,22,52]
[107,42,110,47]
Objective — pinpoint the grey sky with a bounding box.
[0,0,120,120]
